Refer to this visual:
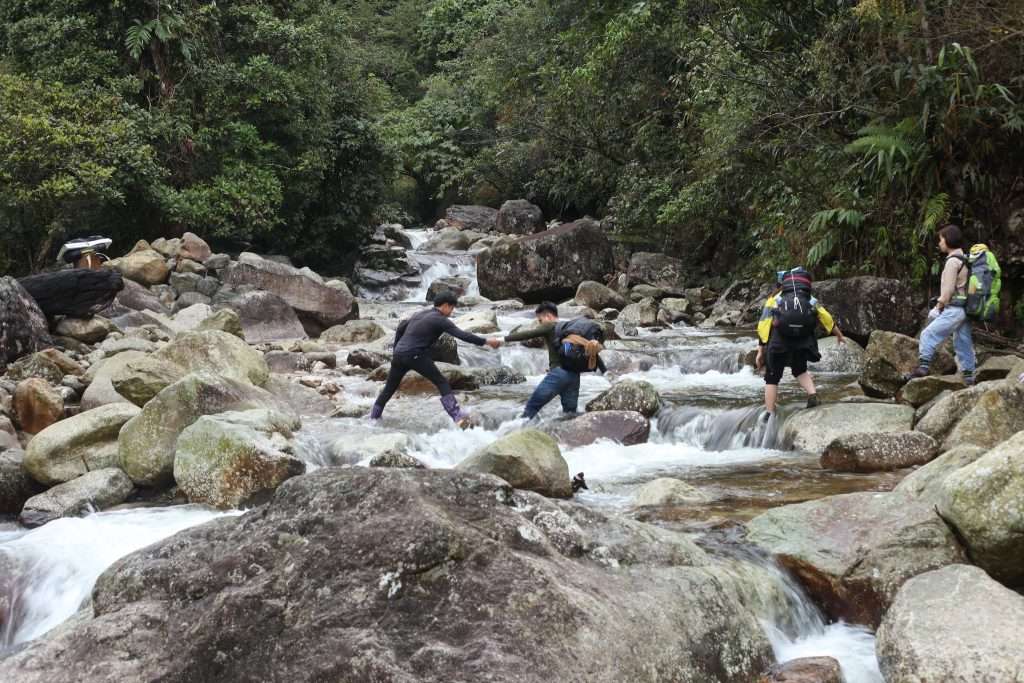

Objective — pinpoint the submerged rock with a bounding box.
[174,409,305,509]
[877,565,1024,682]
[633,478,710,507]
[1,468,774,682]
[937,431,1024,586]
[586,379,661,417]
[458,429,571,498]
[820,431,937,472]
[19,468,133,528]
[24,403,140,486]
[745,491,966,627]
[781,402,915,455]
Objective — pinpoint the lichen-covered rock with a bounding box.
[23,403,140,486]
[5,352,64,384]
[107,248,170,286]
[575,280,627,311]
[196,308,244,338]
[156,330,270,387]
[897,375,966,407]
[913,380,993,445]
[618,297,659,327]
[0,276,52,369]
[54,316,115,344]
[444,204,499,232]
[937,431,1024,586]
[320,319,385,344]
[110,356,186,407]
[119,372,288,487]
[877,565,1024,683]
[173,409,305,509]
[544,410,650,447]
[223,290,307,343]
[495,199,544,235]
[781,403,914,455]
[0,449,41,514]
[369,451,426,469]
[586,380,661,417]
[0,468,774,682]
[627,252,687,291]
[19,468,134,528]
[13,378,64,435]
[745,491,966,627]
[80,351,149,410]
[820,431,937,472]
[894,444,985,505]
[942,381,1024,451]
[633,478,710,507]
[858,330,955,399]
[477,219,614,302]
[458,429,571,498]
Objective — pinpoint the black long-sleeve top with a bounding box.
[393,308,487,355]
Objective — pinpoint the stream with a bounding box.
[0,228,887,680]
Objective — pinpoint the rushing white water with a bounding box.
[0,506,233,651]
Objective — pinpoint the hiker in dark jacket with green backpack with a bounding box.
[906,225,1001,386]
[504,302,606,419]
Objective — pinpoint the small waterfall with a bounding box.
[403,253,480,303]
[0,506,232,653]
[657,405,781,450]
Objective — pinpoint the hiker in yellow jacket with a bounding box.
[756,267,845,420]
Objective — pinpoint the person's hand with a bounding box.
[755,347,765,370]
[485,338,502,349]
[927,307,942,321]
[836,331,846,345]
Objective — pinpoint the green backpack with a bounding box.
[956,244,1001,321]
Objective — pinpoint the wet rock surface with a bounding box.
[820,431,937,473]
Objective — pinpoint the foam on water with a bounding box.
[0,506,234,650]
[766,621,882,683]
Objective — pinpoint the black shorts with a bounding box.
[764,349,811,385]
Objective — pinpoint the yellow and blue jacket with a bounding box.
[757,292,835,353]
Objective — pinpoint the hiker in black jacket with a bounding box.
[370,292,501,426]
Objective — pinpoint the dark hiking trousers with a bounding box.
[373,352,452,409]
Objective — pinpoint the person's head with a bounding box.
[535,301,558,323]
[433,291,459,316]
[938,224,963,253]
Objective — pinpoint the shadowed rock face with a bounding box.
[0,277,51,370]
[477,220,614,302]
[2,468,774,683]
[814,277,918,345]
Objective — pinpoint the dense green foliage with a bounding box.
[2,0,1023,282]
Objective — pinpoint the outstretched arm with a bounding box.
[505,322,555,342]
[440,318,487,346]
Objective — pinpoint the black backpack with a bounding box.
[554,317,605,373]
[772,270,817,339]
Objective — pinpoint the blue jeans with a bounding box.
[919,306,976,373]
[523,367,580,418]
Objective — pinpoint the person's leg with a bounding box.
[791,351,817,407]
[916,308,961,373]
[763,354,785,414]
[523,368,569,419]
[407,354,466,421]
[953,316,976,383]
[371,357,411,418]
[559,371,581,414]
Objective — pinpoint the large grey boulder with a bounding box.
[586,380,661,417]
[943,380,1024,451]
[877,565,1024,683]
[80,351,149,410]
[0,276,51,369]
[618,297,659,327]
[938,431,1024,586]
[544,410,650,447]
[174,409,305,509]
[858,330,955,399]
[913,380,993,445]
[223,290,307,343]
[423,227,472,251]
[452,310,498,334]
[107,248,169,286]
[54,316,115,344]
[223,252,357,329]
[627,252,687,291]
[806,336,866,374]
[119,372,288,487]
[19,468,134,528]
[894,444,986,505]
[110,355,187,407]
[0,449,42,514]
[156,330,270,387]
[0,468,773,682]
[443,204,498,232]
[477,219,614,302]
[897,374,966,407]
[781,403,914,455]
[813,277,918,345]
[24,403,141,486]
[495,199,544,235]
[320,320,385,344]
[820,431,937,472]
[745,491,965,627]
[458,429,572,498]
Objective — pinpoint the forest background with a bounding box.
[1,0,1023,322]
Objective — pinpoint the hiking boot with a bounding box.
[962,373,976,387]
[368,404,383,420]
[806,394,820,409]
[903,365,929,383]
